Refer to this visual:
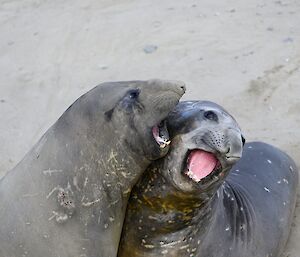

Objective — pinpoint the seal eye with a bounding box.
[204,110,218,122]
[120,88,141,112]
[127,89,140,100]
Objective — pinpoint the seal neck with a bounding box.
[131,167,219,233]
[119,167,222,257]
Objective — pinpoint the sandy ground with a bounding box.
[0,0,299,256]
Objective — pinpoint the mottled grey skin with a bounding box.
[0,80,185,257]
[118,101,298,257]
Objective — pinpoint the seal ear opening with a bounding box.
[104,108,114,121]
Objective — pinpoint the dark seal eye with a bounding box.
[127,89,140,100]
[204,110,218,122]
[119,88,142,112]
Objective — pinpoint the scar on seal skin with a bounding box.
[0,79,185,257]
[118,100,298,257]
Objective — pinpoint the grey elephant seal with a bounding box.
[118,101,298,257]
[0,79,185,257]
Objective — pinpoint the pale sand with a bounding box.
[0,0,299,256]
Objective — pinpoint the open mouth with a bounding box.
[152,120,171,149]
[184,149,222,183]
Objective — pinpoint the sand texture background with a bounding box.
[0,0,299,256]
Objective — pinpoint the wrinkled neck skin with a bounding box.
[120,162,225,257]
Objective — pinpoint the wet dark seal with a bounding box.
[0,80,185,257]
[118,101,298,257]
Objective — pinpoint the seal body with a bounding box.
[118,101,298,257]
[196,142,298,257]
[0,80,185,257]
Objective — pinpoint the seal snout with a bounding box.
[181,120,244,184]
[170,80,186,96]
[175,82,186,95]
[154,79,186,96]
[222,130,245,164]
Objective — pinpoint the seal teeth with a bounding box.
[159,143,166,149]
[157,136,170,148]
[185,169,201,182]
[159,140,170,149]
[152,121,170,149]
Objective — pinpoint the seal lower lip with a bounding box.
[184,150,221,182]
[152,120,170,149]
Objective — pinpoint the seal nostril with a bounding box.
[241,135,246,146]
[226,147,231,154]
[180,85,186,93]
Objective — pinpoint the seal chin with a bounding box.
[183,149,224,184]
[152,120,171,149]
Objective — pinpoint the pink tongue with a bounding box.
[187,150,217,180]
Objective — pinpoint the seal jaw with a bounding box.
[129,79,185,161]
[152,120,171,149]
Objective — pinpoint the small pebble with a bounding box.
[143,45,158,54]
[153,21,161,28]
[283,37,294,43]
